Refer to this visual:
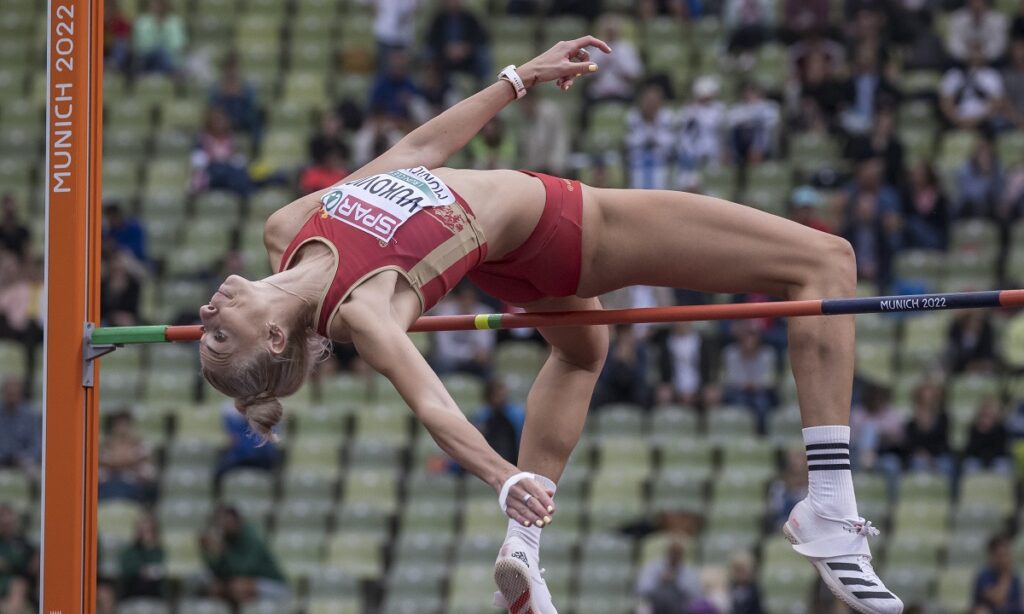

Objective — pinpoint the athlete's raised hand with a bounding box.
[518,36,612,92]
[500,473,556,528]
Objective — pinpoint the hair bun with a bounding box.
[235,394,282,444]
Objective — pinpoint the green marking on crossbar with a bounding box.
[91,325,168,345]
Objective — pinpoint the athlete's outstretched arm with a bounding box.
[344,302,555,526]
[348,36,610,180]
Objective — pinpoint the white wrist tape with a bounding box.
[498,64,527,99]
[498,471,536,512]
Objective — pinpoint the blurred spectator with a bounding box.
[0,377,40,471]
[723,0,776,54]
[728,550,765,614]
[101,250,142,327]
[767,448,808,529]
[972,534,1023,614]
[849,383,903,490]
[104,0,133,74]
[658,322,704,406]
[299,146,350,194]
[788,185,832,234]
[374,0,419,71]
[132,0,187,74]
[119,512,166,599]
[727,82,780,166]
[781,0,830,41]
[793,45,846,130]
[425,0,491,82]
[1000,162,1024,222]
[946,0,1009,65]
[955,136,1005,219]
[636,540,704,614]
[412,60,459,123]
[596,325,651,408]
[626,83,676,189]
[940,45,1007,131]
[215,402,281,483]
[0,194,30,262]
[789,32,846,82]
[98,411,157,503]
[901,6,950,71]
[1003,40,1024,127]
[352,114,404,167]
[676,76,726,189]
[947,311,998,374]
[901,380,953,475]
[468,117,517,170]
[721,321,777,432]
[0,504,36,614]
[903,161,950,250]
[308,110,350,167]
[841,158,902,285]
[844,107,904,188]
[430,285,495,377]
[585,14,644,106]
[962,398,1012,474]
[473,379,525,466]
[0,256,44,355]
[370,50,420,122]
[209,53,262,149]
[103,203,148,265]
[190,107,253,197]
[201,505,288,605]
[515,95,570,175]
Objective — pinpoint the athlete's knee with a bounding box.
[792,235,857,298]
[550,326,609,373]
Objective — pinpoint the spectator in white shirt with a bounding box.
[722,321,778,432]
[515,95,570,175]
[676,76,726,190]
[429,284,496,378]
[626,84,677,189]
[662,322,703,406]
[946,0,1009,65]
[940,44,1008,130]
[374,0,419,71]
[585,14,644,104]
[728,81,780,166]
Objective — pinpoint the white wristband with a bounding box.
[498,471,536,512]
[498,64,527,99]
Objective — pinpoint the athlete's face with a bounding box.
[199,275,270,363]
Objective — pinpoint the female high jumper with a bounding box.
[198,37,901,614]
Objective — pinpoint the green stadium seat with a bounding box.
[222,468,275,500]
[898,472,949,503]
[707,406,756,439]
[352,406,411,444]
[176,599,231,614]
[174,406,228,446]
[272,528,325,578]
[892,499,950,537]
[884,566,936,606]
[935,566,974,614]
[239,600,292,614]
[165,439,218,471]
[158,495,213,532]
[117,599,171,614]
[347,439,404,470]
[0,470,31,509]
[98,500,143,541]
[287,437,342,478]
[699,529,759,565]
[657,436,713,479]
[448,563,493,612]
[307,598,360,614]
[462,498,508,538]
[650,470,706,514]
[713,468,769,503]
[706,499,765,534]
[325,528,384,578]
[960,472,1015,514]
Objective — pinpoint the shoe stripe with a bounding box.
[826,562,862,572]
[806,453,850,461]
[805,443,850,451]
[511,591,530,614]
[852,591,896,599]
[807,463,851,471]
[840,577,877,587]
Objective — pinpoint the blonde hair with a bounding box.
[200,325,331,442]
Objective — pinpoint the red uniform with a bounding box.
[279,168,583,335]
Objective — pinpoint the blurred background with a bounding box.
[1,0,1024,612]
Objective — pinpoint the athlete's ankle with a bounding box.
[803,425,859,520]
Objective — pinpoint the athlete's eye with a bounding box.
[214,332,226,343]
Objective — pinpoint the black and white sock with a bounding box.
[803,425,858,520]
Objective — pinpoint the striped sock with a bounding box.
[504,474,557,554]
[803,425,858,520]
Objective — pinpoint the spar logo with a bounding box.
[322,189,400,242]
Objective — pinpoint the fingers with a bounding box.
[569,35,611,54]
[523,479,555,518]
[504,481,554,527]
[572,48,591,63]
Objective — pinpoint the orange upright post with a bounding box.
[41,1,103,612]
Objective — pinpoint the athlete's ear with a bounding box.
[267,323,287,355]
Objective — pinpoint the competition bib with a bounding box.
[320,167,457,242]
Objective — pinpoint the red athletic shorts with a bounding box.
[468,170,583,305]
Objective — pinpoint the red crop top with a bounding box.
[278,168,489,336]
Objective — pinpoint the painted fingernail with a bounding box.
[543,516,552,524]
[547,505,554,513]
[523,520,531,527]
[588,63,598,72]
[535,519,544,527]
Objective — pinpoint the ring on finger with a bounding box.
[522,494,533,505]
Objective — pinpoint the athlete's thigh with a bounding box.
[520,295,607,369]
[578,187,840,298]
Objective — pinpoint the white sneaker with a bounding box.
[783,499,903,614]
[492,537,557,614]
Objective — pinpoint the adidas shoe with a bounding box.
[492,537,557,614]
[783,499,903,614]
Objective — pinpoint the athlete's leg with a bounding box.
[494,295,607,614]
[578,188,901,614]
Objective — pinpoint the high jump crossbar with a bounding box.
[89,289,1024,347]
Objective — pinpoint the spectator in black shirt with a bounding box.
[962,398,1012,474]
[844,107,905,189]
[100,248,142,327]
[0,504,36,614]
[595,325,651,408]
[0,195,29,262]
[473,379,525,466]
[903,162,950,251]
[119,511,166,599]
[902,381,952,475]
[729,551,764,614]
[425,0,491,82]
[947,311,997,374]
